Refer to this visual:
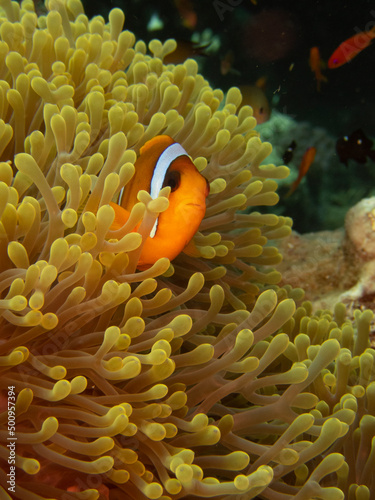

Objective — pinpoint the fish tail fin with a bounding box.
[284,185,295,198]
[316,74,328,91]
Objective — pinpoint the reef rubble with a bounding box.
[276,196,375,342]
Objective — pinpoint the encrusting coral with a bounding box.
[0,1,374,499]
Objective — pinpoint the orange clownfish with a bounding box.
[309,47,327,91]
[110,135,209,269]
[285,146,316,197]
[328,26,375,68]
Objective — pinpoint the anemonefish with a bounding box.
[328,26,375,68]
[238,78,271,124]
[309,47,327,91]
[285,146,316,197]
[110,135,209,269]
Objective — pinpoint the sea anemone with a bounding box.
[0,1,374,499]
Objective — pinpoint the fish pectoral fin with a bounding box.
[109,202,131,230]
[182,238,201,257]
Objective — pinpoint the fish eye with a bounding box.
[163,170,181,192]
[259,107,264,114]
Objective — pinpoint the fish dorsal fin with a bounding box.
[120,135,178,210]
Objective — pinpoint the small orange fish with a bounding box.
[238,79,271,124]
[309,47,327,91]
[286,146,316,197]
[174,0,197,29]
[328,26,375,68]
[110,135,209,269]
